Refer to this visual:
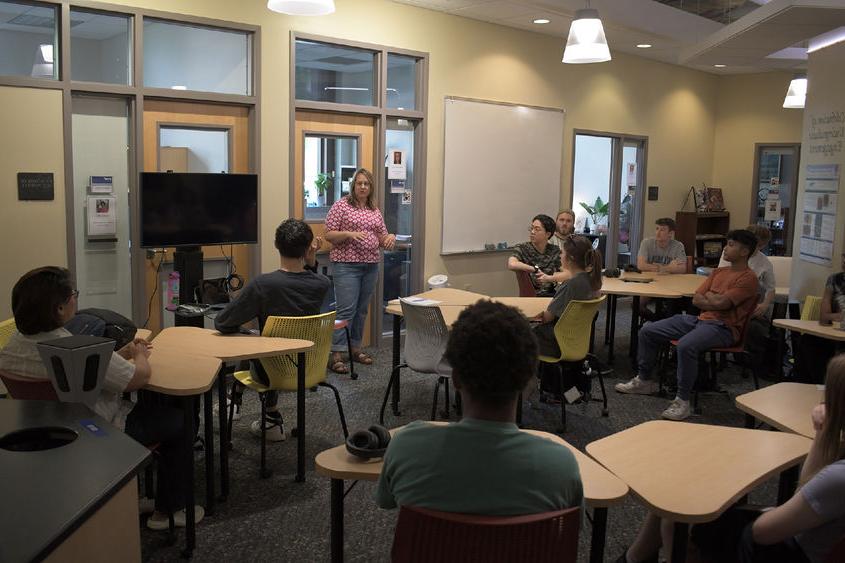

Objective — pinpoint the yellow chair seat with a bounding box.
[539,296,606,364]
[800,295,822,321]
[233,369,271,394]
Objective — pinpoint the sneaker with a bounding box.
[662,397,691,421]
[146,505,205,530]
[614,376,659,395]
[250,411,286,442]
[214,397,241,421]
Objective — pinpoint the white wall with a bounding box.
[0,29,55,77]
[159,128,229,173]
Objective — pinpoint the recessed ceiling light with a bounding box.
[533,18,550,24]
[636,44,652,49]
[714,64,726,68]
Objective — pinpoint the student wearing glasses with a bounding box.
[0,266,201,530]
[507,214,562,297]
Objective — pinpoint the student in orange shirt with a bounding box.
[615,230,759,421]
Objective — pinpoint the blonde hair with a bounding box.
[804,354,845,484]
[345,168,377,210]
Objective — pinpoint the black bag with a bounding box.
[65,308,137,350]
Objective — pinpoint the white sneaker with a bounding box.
[614,376,659,395]
[250,411,286,442]
[662,398,691,421]
[146,505,205,530]
[214,397,241,421]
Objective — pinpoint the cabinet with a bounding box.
[675,211,730,267]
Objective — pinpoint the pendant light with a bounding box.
[267,0,335,16]
[562,1,611,64]
[782,75,807,109]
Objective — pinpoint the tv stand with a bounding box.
[173,246,204,328]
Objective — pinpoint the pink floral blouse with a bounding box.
[325,198,388,263]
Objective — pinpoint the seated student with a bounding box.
[375,300,583,515]
[616,230,759,421]
[532,234,603,358]
[794,253,845,384]
[547,209,576,248]
[719,225,776,380]
[637,217,687,319]
[214,218,330,442]
[0,266,199,530]
[507,214,562,297]
[617,353,845,563]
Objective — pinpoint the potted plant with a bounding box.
[314,172,333,206]
[579,196,609,233]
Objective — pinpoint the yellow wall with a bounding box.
[0,0,802,309]
[0,86,66,320]
[711,72,804,231]
[790,41,845,300]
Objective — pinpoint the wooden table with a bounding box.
[384,293,549,418]
[600,273,703,362]
[772,318,845,341]
[149,327,313,556]
[586,421,811,563]
[736,382,823,438]
[315,423,628,563]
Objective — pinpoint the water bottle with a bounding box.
[166,272,180,311]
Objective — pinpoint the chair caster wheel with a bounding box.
[309,386,318,393]
[260,468,272,479]
[291,427,299,437]
[181,548,193,559]
[350,374,358,380]
[602,409,609,417]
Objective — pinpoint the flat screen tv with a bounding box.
[140,172,258,248]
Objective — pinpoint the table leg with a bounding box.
[203,389,215,516]
[629,296,640,360]
[217,365,231,501]
[181,395,196,558]
[671,522,688,563]
[608,295,617,363]
[604,296,612,345]
[296,351,306,483]
[331,478,344,563]
[589,507,607,563]
[391,314,402,416]
[778,465,799,505]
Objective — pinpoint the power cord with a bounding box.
[142,251,165,329]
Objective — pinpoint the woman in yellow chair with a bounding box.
[795,253,845,384]
[532,235,602,357]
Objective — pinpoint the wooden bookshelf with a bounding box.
[675,211,730,267]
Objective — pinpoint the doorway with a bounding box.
[571,131,647,269]
[141,100,252,333]
[751,143,800,256]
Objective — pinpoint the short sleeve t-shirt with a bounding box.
[825,272,845,314]
[696,267,759,341]
[638,238,686,266]
[325,198,388,263]
[797,459,845,563]
[375,418,583,516]
[511,242,561,296]
[548,271,598,318]
[0,328,135,429]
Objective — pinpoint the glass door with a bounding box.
[751,144,800,256]
[572,132,647,269]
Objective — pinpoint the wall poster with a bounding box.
[799,163,839,266]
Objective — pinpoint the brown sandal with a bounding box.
[351,351,374,365]
[329,356,349,374]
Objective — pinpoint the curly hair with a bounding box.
[12,266,75,335]
[274,218,314,259]
[444,300,537,407]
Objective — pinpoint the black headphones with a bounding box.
[346,424,391,460]
[604,267,621,278]
[225,272,244,292]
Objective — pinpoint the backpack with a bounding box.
[65,308,137,350]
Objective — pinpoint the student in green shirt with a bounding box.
[375,300,583,515]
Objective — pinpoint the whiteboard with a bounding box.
[441,97,564,254]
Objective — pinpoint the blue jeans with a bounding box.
[638,314,734,400]
[332,262,379,352]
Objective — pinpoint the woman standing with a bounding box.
[325,168,395,374]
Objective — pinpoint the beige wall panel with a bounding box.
[0,86,66,320]
[711,72,804,231]
[790,41,845,301]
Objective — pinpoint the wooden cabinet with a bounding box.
[675,211,730,267]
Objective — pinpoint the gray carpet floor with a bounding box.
[140,297,783,562]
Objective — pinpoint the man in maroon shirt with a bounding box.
[615,230,759,420]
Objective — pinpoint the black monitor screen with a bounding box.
[140,172,258,248]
